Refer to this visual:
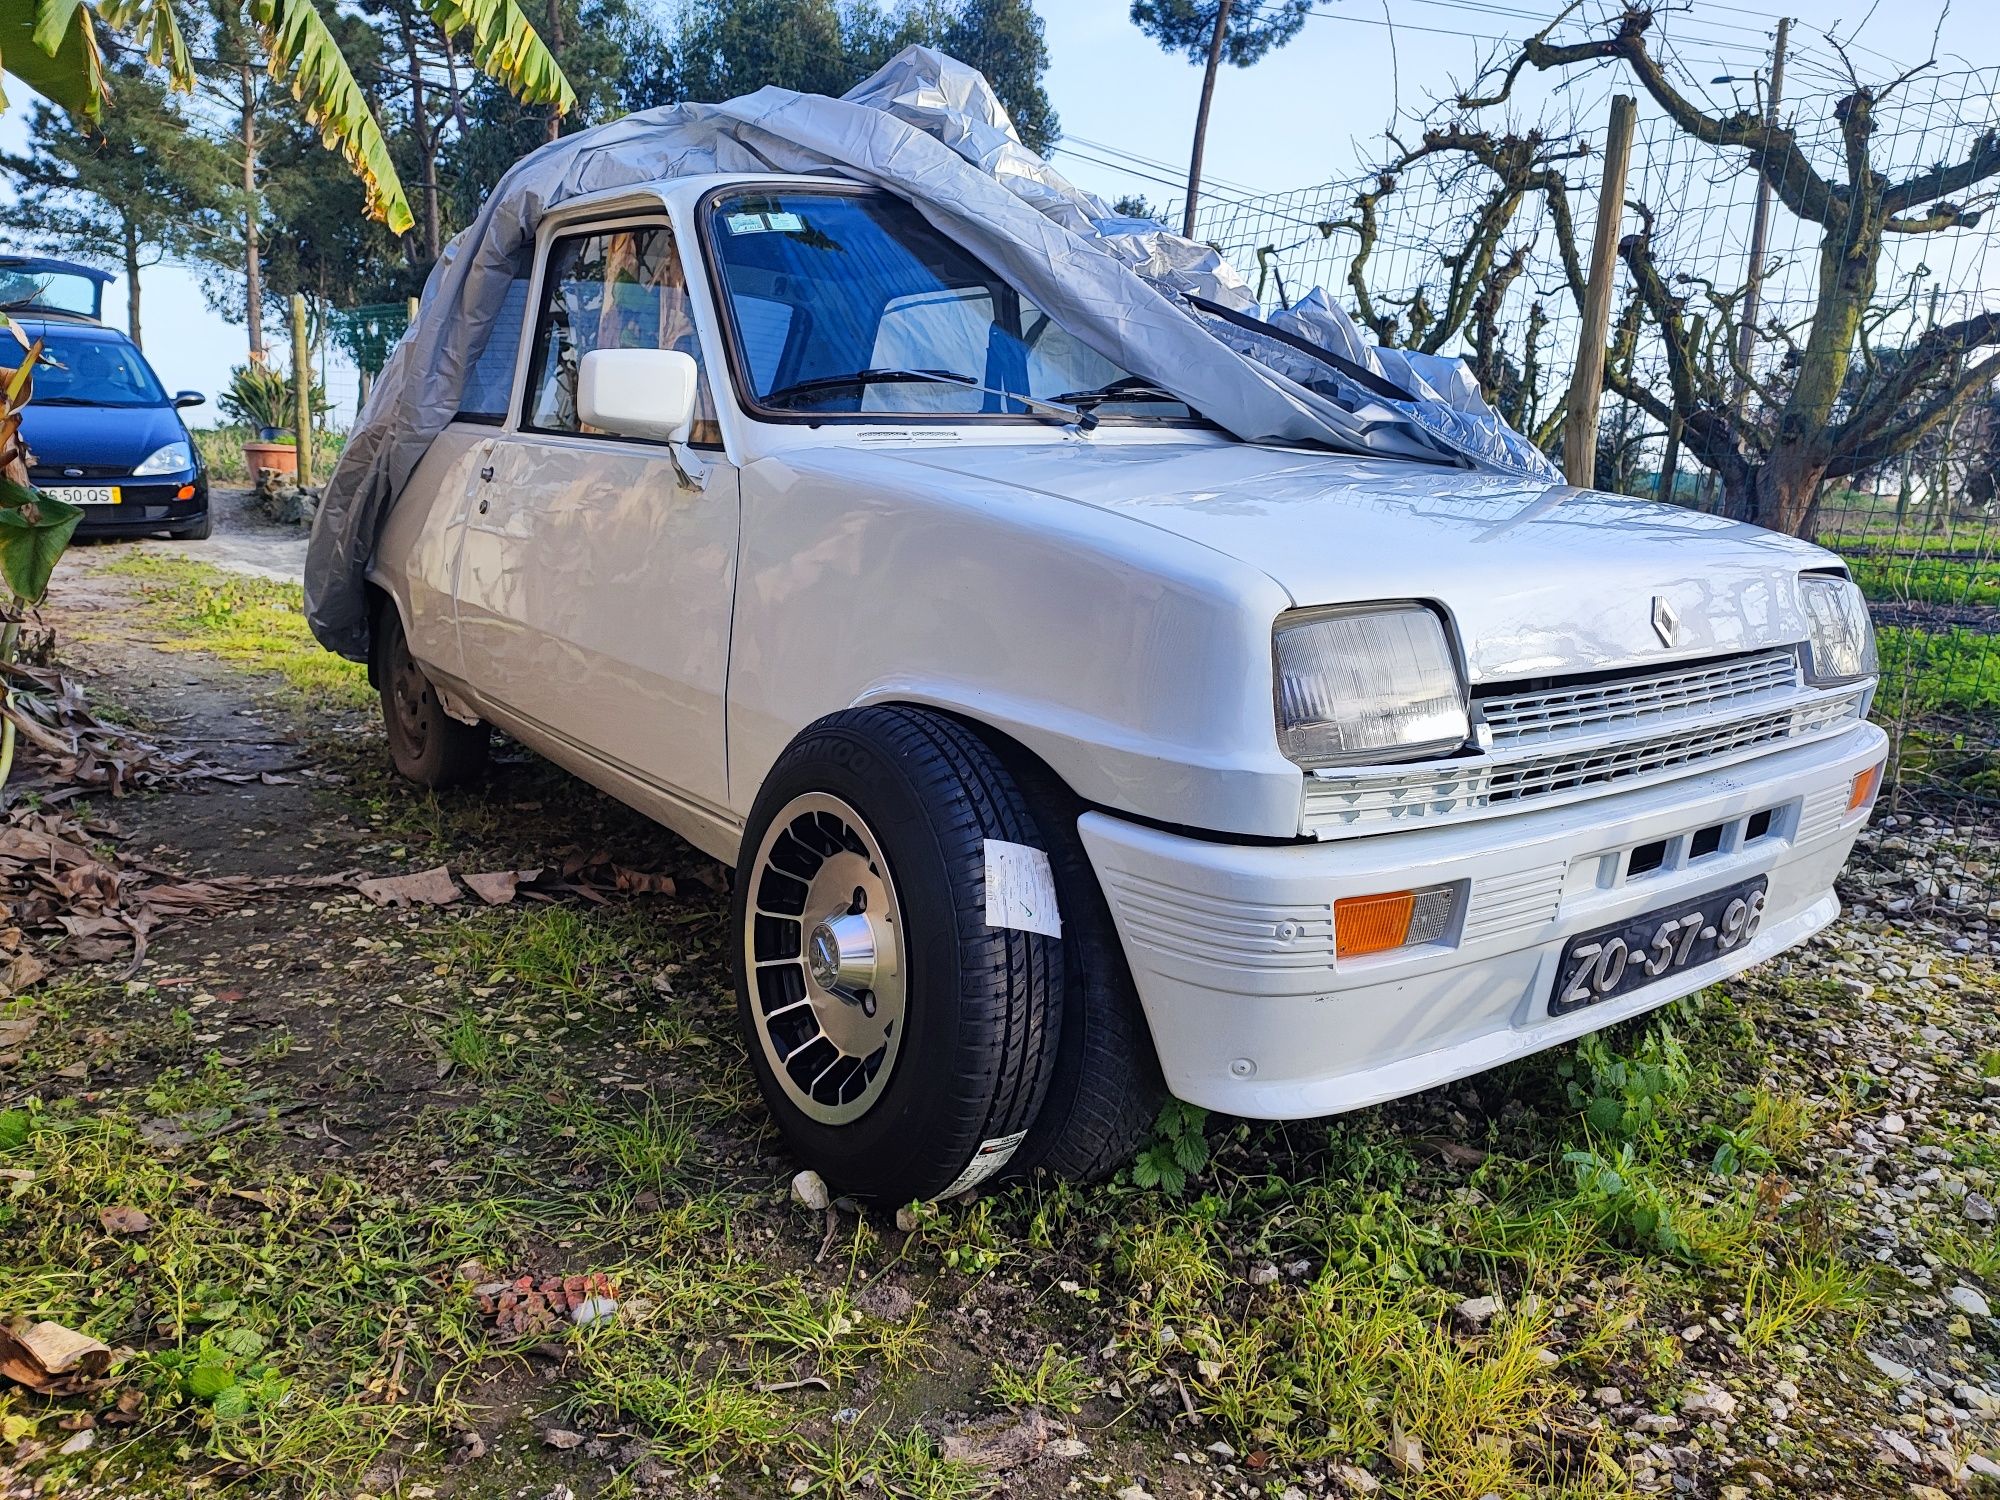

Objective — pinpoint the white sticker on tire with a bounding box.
[983,839,1062,937]
[939,1130,1027,1199]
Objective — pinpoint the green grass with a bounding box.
[986,1344,1092,1413]
[0,928,1938,1499]
[431,905,680,1001]
[0,1100,504,1488]
[441,1007,506,1077]
[1876,624,2000,719]
[1848,553,2000,607]
[94,555,371,710]
[1738,1253,1878,1354]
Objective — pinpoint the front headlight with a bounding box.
[1274,603,1470,768]
[132,442,193,477]
[1798,573,1877,685]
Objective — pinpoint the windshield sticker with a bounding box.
[766,211,805,232]
[983,840,1062,938]
[725,213,770,235]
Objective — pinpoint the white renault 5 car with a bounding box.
[366,174,1885,1203]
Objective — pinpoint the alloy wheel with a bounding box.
[743,792,907,1125]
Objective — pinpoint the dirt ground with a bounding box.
[1,530,1997,1500]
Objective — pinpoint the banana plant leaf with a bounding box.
[248,0,415,234]
[0,0,105,121]
[0,479,82,605]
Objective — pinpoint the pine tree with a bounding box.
[1128,0,1308,235]
[0,65,231,348]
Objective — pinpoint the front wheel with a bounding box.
[733,708,1064,1203]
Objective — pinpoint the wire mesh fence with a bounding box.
[322,299,413,429]
[1192,61,2000,856]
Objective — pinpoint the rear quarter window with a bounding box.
[458,276,531,423]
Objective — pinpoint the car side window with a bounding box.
[459,270,531,424]
[522,223,722,447]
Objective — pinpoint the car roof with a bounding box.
[548,170,869,223]
[13,316,132,340]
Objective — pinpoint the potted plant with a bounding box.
[218,365,326,479]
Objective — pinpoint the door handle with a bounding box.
[479,464,495,481]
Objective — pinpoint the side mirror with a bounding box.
[577,348,698,443]
[174,390,206,409]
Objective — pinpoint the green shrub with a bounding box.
[217,364,330,432]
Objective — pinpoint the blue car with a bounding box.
[4,257,210,541]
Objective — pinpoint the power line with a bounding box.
[1309,0,1916,71]
[1052,144,1346,236]
[1051,146,1263,209]
[1064,133,1273,199]
[1305,0,1777,58]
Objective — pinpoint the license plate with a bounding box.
[1550,875,1770,1016]
[45,485,120,505]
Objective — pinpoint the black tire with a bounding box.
[993,752,1165,1184]
[170,510,213,541]
[377,608,489,788]
[733,707,1064,1203]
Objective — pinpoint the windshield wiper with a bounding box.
[1054,376,1189,411]
[761,367,1096,430]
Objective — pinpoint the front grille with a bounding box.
[1303,669,1867,838]
[28,464,129,482]
[1479,649,1799,745]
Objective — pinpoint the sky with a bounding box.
[3,0,1998,418]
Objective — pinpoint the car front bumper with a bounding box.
[1078,720,1887,1119]
[72,478,208,536]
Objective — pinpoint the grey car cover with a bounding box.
[305,46,1557,660]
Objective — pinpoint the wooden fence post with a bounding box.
[291,293,313,489]
[1564,94,1638,488]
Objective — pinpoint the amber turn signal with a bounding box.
[1333,884,1456,960]
[175,484,196,500]
[1334,891,1413,959]
[1848,762,1883,813]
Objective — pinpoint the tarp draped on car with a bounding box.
[305,46,1560,660]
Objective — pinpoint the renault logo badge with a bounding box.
[1651,596,1681,648]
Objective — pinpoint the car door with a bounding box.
[454,216,739,817]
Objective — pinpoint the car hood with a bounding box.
[20,401,186,473]
[862,439,1836,685]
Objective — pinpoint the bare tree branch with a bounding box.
[1883,129,2000,215]
[1515,8,1845,227]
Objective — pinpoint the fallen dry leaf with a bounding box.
[1387,1425,1425,1475]
[97,1207,149,1236]
[0,1013,36,1048]
[601,864,676,897]
[1417,1137,1487,1169]
[357,866,463,908]
[939,1409,1050,1470]
[463,868,542,906]
[476,1273,618,1338]
[449,1429,487,1465]
[0,1320,111,1392]
[0,953,47,998]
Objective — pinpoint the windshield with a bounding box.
[30,329,168,408]
[705,187,1201,424]
[0,266,100,319]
